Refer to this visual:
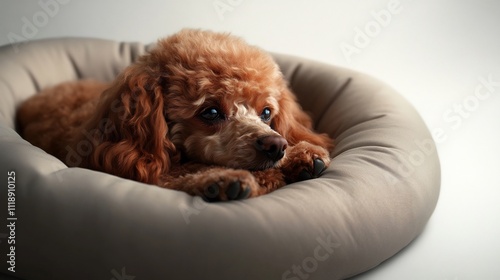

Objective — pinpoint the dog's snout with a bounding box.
[256,135,288,161]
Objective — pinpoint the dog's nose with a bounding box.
[255,135,288,161]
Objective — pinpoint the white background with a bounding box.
[1,1,499,279]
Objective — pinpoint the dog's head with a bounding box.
[160,30,292,170]
[84,29,331,184]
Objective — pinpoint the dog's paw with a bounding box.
[281,141,331,183]
[297,158,327,181]
[201,170,259,202]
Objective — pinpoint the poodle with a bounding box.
[16,29,334,201]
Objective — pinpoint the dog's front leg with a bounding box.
[250,168,287,196]
[161,164,260,201]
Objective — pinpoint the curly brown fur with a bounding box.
[17,29,334,201]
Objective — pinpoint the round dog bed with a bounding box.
[0,37,440,280]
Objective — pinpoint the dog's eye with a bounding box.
[200,107,223,122]
[260,107,272,123]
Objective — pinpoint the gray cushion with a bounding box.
[0,37,440,280]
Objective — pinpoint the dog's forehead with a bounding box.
[190,70,281,99]
[191,90,278,106]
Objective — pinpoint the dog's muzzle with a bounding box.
[255,135,288,162]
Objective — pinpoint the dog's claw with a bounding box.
[236,186,252,200]
[297,158,327,182]
[313,158,326,176]
[225,181,241,200]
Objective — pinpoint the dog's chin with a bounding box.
[194,153,283,171]
[239,160,282,171]
[205,157,281,171]
[226,160,281,171]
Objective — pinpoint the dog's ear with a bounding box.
[79,62,177,184]
[273,88,334,151]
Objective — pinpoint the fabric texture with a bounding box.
[0,37,440,280]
